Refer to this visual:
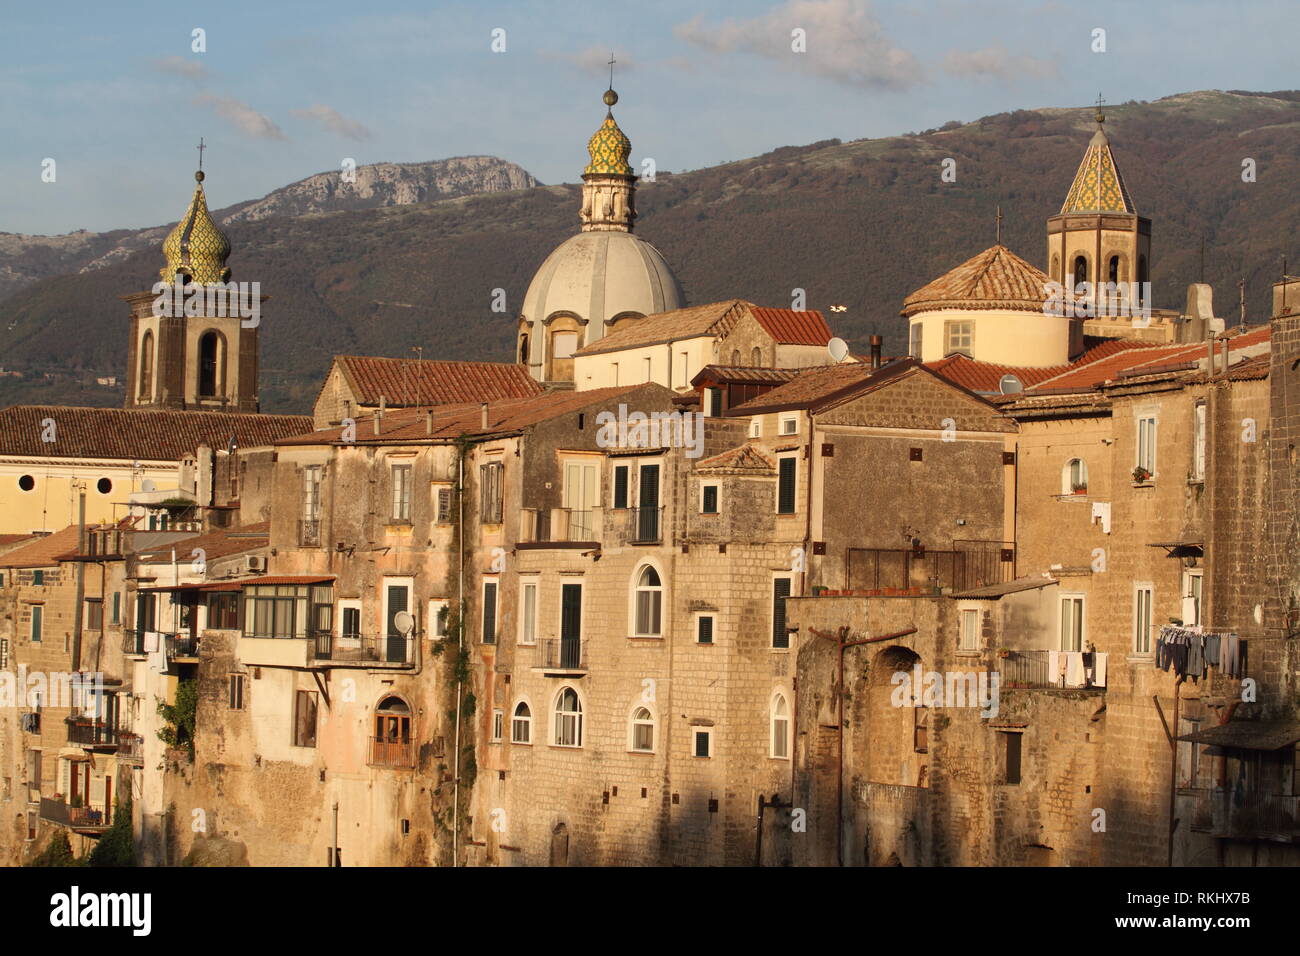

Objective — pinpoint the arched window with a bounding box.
[1072,255,1088,292]
[731,349,741,365]
[198,330,223,398]
[771,693,790,758]
[554,687,582,747]
[1137,255,1149,303]
[511,701,532,744]
[1050,254,1060,280]
[372,696,412,767]
[1063,457,1088,494]
[633,565,662,636]
[630,706,655,753]
[1108,255,1120,284]
[518,334,529,364]
[139,331,154,399]
[751,346,762,366]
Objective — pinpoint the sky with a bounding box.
[1,0,1295,235]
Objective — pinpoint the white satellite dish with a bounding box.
[393,611,415,637]
[998,374,1023,395]
[827,337,850,363]
[141,479,156,492]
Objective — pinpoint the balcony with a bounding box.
[65,717,120,750]
[519,507,601,547]
[1206,790,1300,841]
[299,517,322,548]
[998,649,1106,690]
[118,732,144,766]
[312,632,414,668]
[123,630,146,656]
[537,638,588,675]
[632,506,663,544]
[39,798,111,834]
[369,736,414,768]
[166,633,199,660]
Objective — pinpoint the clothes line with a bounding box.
[1156,625,1241,680]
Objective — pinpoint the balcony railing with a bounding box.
[369,736,414,768]
[123,630,146,656]
[1209,790,1300,839]
[166,633,199,659]
[632,506,663,544]
[299,517,322,547]
[66,717,119,748]
[998,650,1106,689]
[312,632,414,667]
[540,638,587,671]
[847,540,1014,593]
[118,732,144,766]
[521,508,599,544]
[39,798,110,832]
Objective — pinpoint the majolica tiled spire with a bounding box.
[1059,106,1136,215]
[160,169,232,284]
[580,87,637,232]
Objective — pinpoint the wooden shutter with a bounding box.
[697,616,713,644]
[482,582,497,643]
[778,457,797,514]
[772,578,792,648]
[561,584,582,640]
[613,466,628,509]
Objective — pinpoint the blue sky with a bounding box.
[2,0,1295,235]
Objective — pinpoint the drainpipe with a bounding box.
[332,799,339,867]
[71,489,86,673]
[452,445,465,866]
[1168,675,1184,866]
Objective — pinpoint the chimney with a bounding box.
[375,394,385,436]
[425,409,433,435]
[480,402,489,430]
[869,334,883,369]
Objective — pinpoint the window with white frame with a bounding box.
[945,320,973,356]
[1062,457,1088,494]
[630,707,655,753]
[1133,584,1154,655]
[693,727,713,758]
[427,598,448,639]
[749,419,761,438]
[433,484,452,523]
[771,694,790,759]
[909,323,923,358]
[338,599,361,641]
[518,580,538,645]
[491,708,504,742]
[554,687,583,747]
[511,702,531,744]
[1136,414,1157,477]
[1183,570,1203,627]
[700,483,719,514]
[959,608,980,651]
[695,612,715,645]
[633,565,663,637]
[1060,594,1085,651]
[779,416,798,436]
[1192,402,1206,481]
[390,464,412,521]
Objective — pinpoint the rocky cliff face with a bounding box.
[0,156,539,299]
[221,156,539,223]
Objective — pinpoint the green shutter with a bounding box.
[772,578,792,648]
[778,458,797,514]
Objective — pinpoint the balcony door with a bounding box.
[560,583,582,668]
[563,460,598,540]
[637,463,660,542]
[383,581,411,663]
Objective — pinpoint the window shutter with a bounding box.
[483,582,497,643]
[772,578,792,648]
[613,466,629,509]
[703,485,718,514]
[697,616,713,644]
[778,458,797,514]
[561,584,582,640]
[437,487,451,523]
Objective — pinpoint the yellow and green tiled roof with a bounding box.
[584,113,634,177]
[1060,129,1136,215]
[160,180,232,284]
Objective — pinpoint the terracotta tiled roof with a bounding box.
[0,526,82,568]
[926,339,1159,394]
[1028,326,1270,393]
[279,383,671,445]
[728,360,928,415]
[902,245,1049,317]
[690,366,804,387]
[695,443,777,475]
[0,407,313,461]
[333,356,542,407]
[574,301,751,356]
[134,522,270,563]
[747,308,834,346]
[0,534,36,550]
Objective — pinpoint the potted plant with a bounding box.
[1071,482,1088,495]
[1132,466,1152,484]
[997,647,1011,659]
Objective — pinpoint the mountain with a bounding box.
[2,90,1298,414]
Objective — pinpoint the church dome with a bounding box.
[584,112,634,177]
[521,230,683,331]
[160,171,232,285]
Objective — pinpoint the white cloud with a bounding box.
[674,0,922,91]
[291,104,372,141]
[543,47,637,77]
[151,55,209,80]
[194,94,286,140]
[942,45,1058,83]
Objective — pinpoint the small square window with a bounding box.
[693,728,712,758]
[779,417,798,435]
[32,570,44,586]
[701,484,719,514]
[696,614,714,645]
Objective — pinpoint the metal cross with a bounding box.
[196,137,206,170]
[1095,93,1105,110]
[608,53,615,89]
[995,205,1002,244]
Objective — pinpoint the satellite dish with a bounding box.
[393,611,415,637]
[141,479,156,492]
[998,374,1023,395]
[827,337,849,363]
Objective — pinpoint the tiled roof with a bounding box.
[747,308,834,346]
[333,356,542,407]
[0,407,313,461]
[134,522,270,563]
[0,534,37,550]
[1061,127,1136,215]
[902,245,1049,317]
[728,360,924,415]
[926,339,1159,394]
[690,366,804,387]
[1028,326,1270,393]
[279,383,668,445]
[695,443,777,475]
[0,526,82,569]
[574,301,751,356]
[950,576,1058,599]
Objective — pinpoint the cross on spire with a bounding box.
[196,137,206,171]
[1094,93,1106,125]
[995,204,1003,245]
[608,53,616,90]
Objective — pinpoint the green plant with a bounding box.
[1132,466,1152,483]
[157,677,198,758]
[26,830,78,867]
[85,798,135,867]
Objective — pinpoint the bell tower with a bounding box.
[123,158,261,413]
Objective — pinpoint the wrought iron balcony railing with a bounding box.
[632,506,663,544]
[312,632,414,667]
[540,637,588,671]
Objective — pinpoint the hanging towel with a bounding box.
[1093,652,1108,687]
[1065,652,1085,687]
[1203,633,1220,668]
[1048,650,1060,685]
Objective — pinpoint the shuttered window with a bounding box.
[777,457,797,514]
[480,462,504,523]
[772,577,792,648]
[702,485,718,514]
[613,465,629,509]
[482,581,498,644]
[696,615,714,645]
